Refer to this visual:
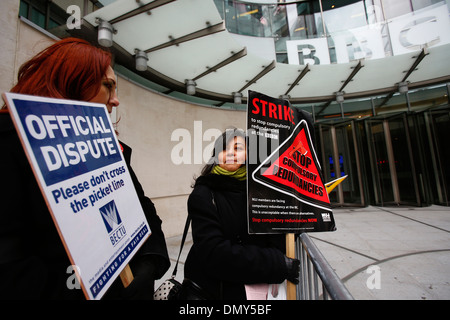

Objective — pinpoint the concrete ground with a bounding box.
[311,205,450,300]
[157,205,450,300]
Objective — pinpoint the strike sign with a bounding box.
[247,90,335,234]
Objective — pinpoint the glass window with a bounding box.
[226,1,267,37]
[31,7,46,29]
[267,4,289,37]
[276,52,289,63]
[19,0,29,18]
[288,6,319,39]
[322,1,368,34]
[214,0,225,19]
[48,18,60,30]
[381,0,412,20]
[411,0,442,11]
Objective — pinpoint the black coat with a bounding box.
[0,112,169,299]
[184,174,289,300]
[119,141,170,278]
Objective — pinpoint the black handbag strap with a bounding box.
[171,215,191,278]
[172,191,215,278]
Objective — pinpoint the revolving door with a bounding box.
[317,120,364,206]
[365,113,421,206]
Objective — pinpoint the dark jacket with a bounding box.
[0,112,169,299]
[184,174,289,300]
[120,141,170,278]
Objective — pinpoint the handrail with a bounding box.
[296,233,354,300]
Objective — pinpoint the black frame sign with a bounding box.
[246,90,335,234]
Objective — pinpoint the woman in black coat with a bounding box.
[183,128,299,300]
[0,38,169,299]
[103,140,171,299]
[0,117,169,299]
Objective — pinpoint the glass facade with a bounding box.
[16,0,450,207]
[316,107,450,207]
[214,0,450,65]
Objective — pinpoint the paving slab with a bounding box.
[157,205,450,300]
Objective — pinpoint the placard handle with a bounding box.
[286,233,296,300]
[120,264,134,288]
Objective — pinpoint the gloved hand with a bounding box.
[121,255,157,300]
[285,256,300,284]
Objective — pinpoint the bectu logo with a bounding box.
[99,200,126,246]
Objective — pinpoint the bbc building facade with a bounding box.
[1,0,449,237]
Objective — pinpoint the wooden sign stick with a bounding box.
[119,264,134,288]
[286,233,296,300]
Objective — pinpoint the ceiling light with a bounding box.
[336,91,344,103]
[97,19,114,47]
[233,92,243,104]
[398,81,409,94]
[135,50,148,72]
[186,80,196,95]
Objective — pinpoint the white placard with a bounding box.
[3,92,151,300]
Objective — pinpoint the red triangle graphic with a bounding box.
[253,120,330,207]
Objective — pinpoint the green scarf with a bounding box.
[211,165,247,181]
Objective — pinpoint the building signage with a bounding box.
[286,3,450,64]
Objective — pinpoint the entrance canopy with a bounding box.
[72,0,450,109]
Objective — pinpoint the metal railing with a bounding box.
[296,233,354,300]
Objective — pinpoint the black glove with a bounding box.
[285,256,300,284]
[121,255,157,300]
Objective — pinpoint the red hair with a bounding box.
[9,37,112,101]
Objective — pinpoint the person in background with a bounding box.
[0,37,169,299]
[181,127,299,300]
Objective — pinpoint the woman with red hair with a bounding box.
[0,37,169,299]
[8,37,113,102]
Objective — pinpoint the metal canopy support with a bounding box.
[192,47,247,81]
[377,48,429,107]
[285,64,310,96]
[214,59,276,107]
[144,21,225,53]
[376,91,394,108]
[401,47,428,82]
[316,59,364,115]
[338,59,364,93]
[316,100,331,115]
[237,60,276,93]
[109,0,176,25]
